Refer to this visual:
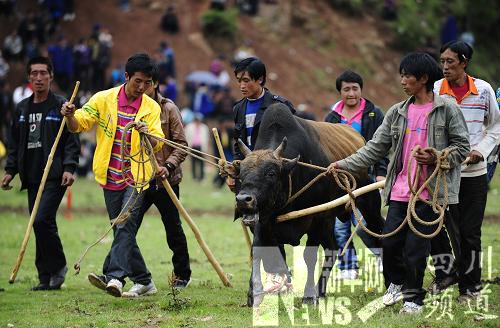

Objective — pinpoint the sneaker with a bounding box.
[383,283,403,306]
[105,279,123,297]
[339,269,359,280]
[49,266,68,289]
[88,273,107,291]
[458,290,481,305]
[31,283,50,291]
[172,277,191,289]
[263,273,287,294]
[122,281,158,298]
[399,301,423,314]
[428,275,458,295]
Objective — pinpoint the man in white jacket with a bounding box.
[429,41,500,303]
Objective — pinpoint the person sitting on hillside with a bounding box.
[161,5,180,34]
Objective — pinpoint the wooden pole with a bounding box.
[150,147,232,287]
[211,128,252,254]
[276,180,385,223]
[9,81,80,283]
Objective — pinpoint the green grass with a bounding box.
[0,168,499,327]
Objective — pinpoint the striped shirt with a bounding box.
[102,86,142,190]
[434,76,500,177]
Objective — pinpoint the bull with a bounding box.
[234,103,384,306]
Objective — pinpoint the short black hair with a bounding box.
[336,70,363,92]
[440,41,473,67]
[27,56,53,77]
[399,52,443,92]
[234,57,266,86]
[125,53,156,78]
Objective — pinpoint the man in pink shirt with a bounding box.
[327,53,469,314]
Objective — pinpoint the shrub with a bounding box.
[201,9,238,41]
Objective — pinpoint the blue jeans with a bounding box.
[102,187,150,285]
[335,211,382,270]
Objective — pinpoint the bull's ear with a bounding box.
[283,155,300,173]
[273,137,288,158]
[237,139,251,158]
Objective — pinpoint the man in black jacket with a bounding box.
[1,56,80,291]
[325,70,387,280]
[227,57,295,297]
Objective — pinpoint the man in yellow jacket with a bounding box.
[61,53,164,297]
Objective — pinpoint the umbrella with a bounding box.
[186,70,220,86]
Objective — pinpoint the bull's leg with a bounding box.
[355,182,384,248]
[303,241,319,304]
[247,224,263,307]
[317,224,337,298]
[248,254,265,307]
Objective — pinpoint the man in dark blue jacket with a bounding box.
[1,56,80,291]
[325,70,387,280]
[227,57,296,300]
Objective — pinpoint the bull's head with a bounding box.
[236,137,299,226]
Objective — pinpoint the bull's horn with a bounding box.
[273,137,288,158]
[237,139,252,157]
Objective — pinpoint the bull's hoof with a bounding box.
[303,286,319,305]
[247,292,265,307]
[302,296,319,305]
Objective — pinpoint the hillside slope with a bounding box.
[3,0,407,116]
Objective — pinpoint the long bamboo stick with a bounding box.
[149,145,232,287]
[276,180,385,223]
[211,128,252,254]
[9,81,80,283]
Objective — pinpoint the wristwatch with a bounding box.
[165,162,175,172]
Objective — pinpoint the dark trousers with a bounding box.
[102,187,151,285]
[191,145,204,181]
[383,201,438,305]
[132,183,191,280]
[27,180,67,284]
[430,204,459,280]
[431,175,487,294]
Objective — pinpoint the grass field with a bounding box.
[0,167,499,327]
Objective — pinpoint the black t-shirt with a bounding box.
[25,100,49,183]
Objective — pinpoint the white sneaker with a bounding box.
[339,269,358,280]
[122,281,157,298]
[383,283,403,306]
[399,301,423,314]
[105,279,123,297]
[263,273,287,294]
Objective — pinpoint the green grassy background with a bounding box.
[0,167,499,327]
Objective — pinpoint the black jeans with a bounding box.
[132,183,191,280]
[102,187,150,285]
[383,201,438,305]
[27,180,67,284]
[430,175,487,294]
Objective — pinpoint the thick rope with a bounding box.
[74,122,152,274]
[282,147,454,242]
[131,132,451,241]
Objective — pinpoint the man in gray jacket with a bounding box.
[328,52,469,314]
